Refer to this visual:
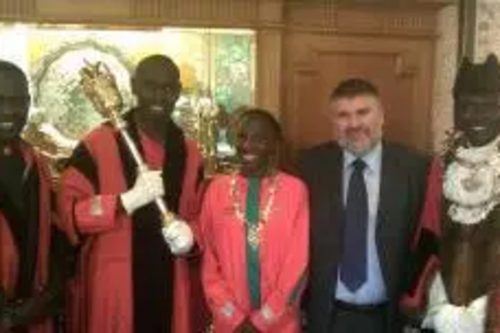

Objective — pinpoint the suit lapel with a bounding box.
[376,142,402,289]
[316,143,345,290]
[327,143,344,255]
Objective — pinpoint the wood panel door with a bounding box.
[282,32,435,153]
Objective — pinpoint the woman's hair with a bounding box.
[237,107,283,141]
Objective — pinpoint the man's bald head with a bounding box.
[133,54,180,82]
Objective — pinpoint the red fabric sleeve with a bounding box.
[59,166,122,240]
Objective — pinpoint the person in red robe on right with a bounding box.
[420,54,500,333]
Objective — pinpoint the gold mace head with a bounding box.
[79,60,124,126]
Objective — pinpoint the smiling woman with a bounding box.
[234,109,282,178]
[200,107,309,333]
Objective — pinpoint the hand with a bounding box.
[1,314,13,330]
[434,304,482,333]
[17,295,49,324]
[120,169,164,214]
[161,220,194,255]
[236,319,259,333]
[1,293,51,329]
[0,289,10,330]
[467,295,487,326]
[1,305,13,330]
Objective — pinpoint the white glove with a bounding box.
[120,170,164,214]
[467,296,487,330]
[434,304,483,333]
[423,272,486,333]
[422,272,449,329]
[162,220,194,255]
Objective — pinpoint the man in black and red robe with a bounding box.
[59,54,208,333]
[0,60,66,333]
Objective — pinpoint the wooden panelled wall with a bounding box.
[0,0,453,152]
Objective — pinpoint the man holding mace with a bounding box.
[58,54,205,333]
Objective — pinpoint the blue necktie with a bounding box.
[340,159,368,292]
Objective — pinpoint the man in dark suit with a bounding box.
[300,78,431,333]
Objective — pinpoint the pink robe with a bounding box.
[58,124,206,333]
[200,172,309,332]
[0,143,54,333]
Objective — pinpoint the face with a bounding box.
[330,94,384,156]
[455,94,500,147]
[132,60,181,121]
[235,116,279,177]
[0,71,29,143]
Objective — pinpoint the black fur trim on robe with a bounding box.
[120,111,187,333]
[403,156,440,308]
[405,228,439,298]
[67,143,100,194]
[0,148,40,301]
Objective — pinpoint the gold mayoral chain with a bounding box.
[230,173,279,249]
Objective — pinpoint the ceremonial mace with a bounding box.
[79,61,175,228]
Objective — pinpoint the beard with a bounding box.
[338,128,382,156]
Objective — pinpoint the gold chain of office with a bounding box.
[230,173,279,249]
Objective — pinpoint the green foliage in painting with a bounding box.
[213,34,253,113]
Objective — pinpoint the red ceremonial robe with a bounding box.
[200,172,309,333]
[59,119,205,333]
[0,142,54,333]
